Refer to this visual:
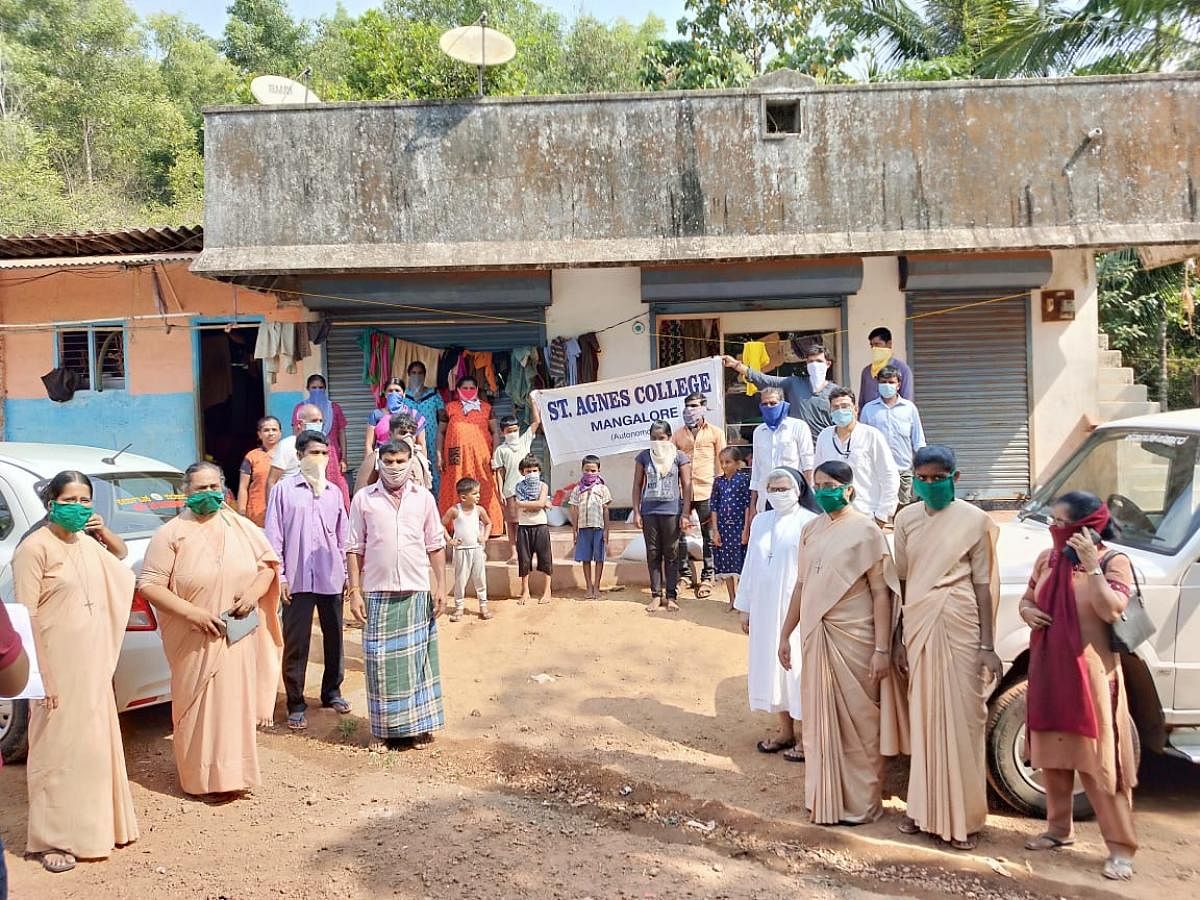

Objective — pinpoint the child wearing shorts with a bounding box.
[513,454,553,605]
[568,455,612,600]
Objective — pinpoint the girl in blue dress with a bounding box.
[709,446,752,610]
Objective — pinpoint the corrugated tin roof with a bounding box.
[0,251,199,270]
[0,225,202,260]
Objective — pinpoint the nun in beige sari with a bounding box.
[893,445,1000,850]
[779,460,907,826]
[137,462,281,799]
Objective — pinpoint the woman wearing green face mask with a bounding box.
[892,445,1000,851]
[777,460,907,827]
[12,471,139,873]
[137,461,283,800]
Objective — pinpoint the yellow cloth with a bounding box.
[14,528,139,858]
[742,341,770,396]
[870,346,892,378]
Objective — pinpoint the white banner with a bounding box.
[532,357,725,463]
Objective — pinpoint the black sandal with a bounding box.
[756,737,796,754]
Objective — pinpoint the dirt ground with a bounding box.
[3,585,1199,899]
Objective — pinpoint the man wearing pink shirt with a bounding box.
[346,440,447,749]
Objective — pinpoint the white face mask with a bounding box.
[806,361,829,392]
[504,432,521,447]
[769,488,800,513]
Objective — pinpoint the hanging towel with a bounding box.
[508,346,539,413]
[563,337,582,385]
[741,340,770,397]
[578,332,601,383]
[254,321,300,384]
[392,338,441,384]
[466,350,498,393]
[548,337,569,387]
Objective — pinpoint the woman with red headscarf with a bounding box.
[1020,490,1138,881]
[437,376,503,535]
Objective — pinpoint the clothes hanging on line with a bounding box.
[578,332,601,383]
[254,321,310,384]
[741,340,770,396]
[392,338,440,385]
[437,347,465,393]
[564,337,581,385]
[548,337,569,387]
[508,346,539,414]
[466,350,498,394]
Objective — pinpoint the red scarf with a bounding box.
[1027,505,1110,739]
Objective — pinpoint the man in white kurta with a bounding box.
[814,388,899,524]
[734,468,816,758]
[749,389,814,514]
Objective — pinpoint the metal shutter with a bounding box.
[909,294,1031,501]
[325,327,384,471]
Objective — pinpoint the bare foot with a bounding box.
[538,594,552,605]
[646,596,663,612]
[517,594,530,606]
[665,598,680,611]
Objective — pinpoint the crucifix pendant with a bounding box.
[84,598,95,613]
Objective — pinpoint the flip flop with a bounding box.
[324,698,352,715]
[287,711,307,731]
[756,737,796,754]
[897,817,921,835]
[1024,833,1074,851]
[782,746,805,763]
[41,852,75,874]
[696,582,713,598]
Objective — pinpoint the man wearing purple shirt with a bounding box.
[264,430,351,731]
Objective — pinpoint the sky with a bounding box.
[128,1,688,38]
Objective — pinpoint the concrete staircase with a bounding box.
[444,525,655,601]
[1097,333,1161,421]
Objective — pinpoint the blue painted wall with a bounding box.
[4,392,197,469]
[267,391,305,428]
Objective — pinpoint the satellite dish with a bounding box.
[439,14,516,96]
[250,74,320,105]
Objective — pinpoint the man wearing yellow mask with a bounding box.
[859,327,914,406]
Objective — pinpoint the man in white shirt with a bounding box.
[750,387,814,518]
[268,403,324,489]
[814,387,900,525]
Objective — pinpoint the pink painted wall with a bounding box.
[0,261,309,400]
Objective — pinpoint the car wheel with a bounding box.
[0,697,29,764]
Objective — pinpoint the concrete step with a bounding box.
[1098,382,1149,403]
[1098,366,1135,386]
[1098,332,1109,350]
[1099,400,1161,421]
[482,525,639,562]
[1099,349,1125,367]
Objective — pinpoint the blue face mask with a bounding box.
[877,382,899,399]
[831,408,855,428]
[760,401,789,430]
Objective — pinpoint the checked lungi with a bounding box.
[363,591,445,739]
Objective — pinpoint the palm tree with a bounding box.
[979,0,1200,76]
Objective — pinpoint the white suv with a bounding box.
[987,410,1200,816]
[0,443,185,762]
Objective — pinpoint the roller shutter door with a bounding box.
[909,294,1030,501]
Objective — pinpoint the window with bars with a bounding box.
[57,326,126,391]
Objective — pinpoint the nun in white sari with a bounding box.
[734,467,819,761]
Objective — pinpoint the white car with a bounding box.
[0,443,185,762]
[987,410,1200,816]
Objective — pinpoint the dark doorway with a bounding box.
[198,327,265,489]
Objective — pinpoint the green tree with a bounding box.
[148,13,241,135]
[560,14,663,94]
[677,0,828,76]
[981,0,1200,77]
[220,0,311,76]
[639,37,753,89]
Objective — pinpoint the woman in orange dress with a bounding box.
[237,416,282,527]
[438,376,504,535]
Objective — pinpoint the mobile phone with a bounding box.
[1063,526,1101,565]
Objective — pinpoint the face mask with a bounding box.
[378,461,414,492]
[458,387,479,402]
[807,361,829,392]
[521,471,541,488]
[831,408,855,428]
[302,420,324,434]
[504,432,521,447]
[386,393,406,414]
[814,485,850,514]
[299,455,326,484]
[48,501,92,533]
[913,475,955,510]
[307,386,328,402]
[407,373,424,390]
[682,407,704,427]
[871,346,892,365]
[769,489,799,514]
[760,401,789,430]
[186,490,225,516]
[877,382,899,399]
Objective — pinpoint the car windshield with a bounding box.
[88,472,186,539]
[1021,429,1200,555]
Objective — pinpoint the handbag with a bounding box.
[1100,552,1155,654]
[219,607,260,646]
